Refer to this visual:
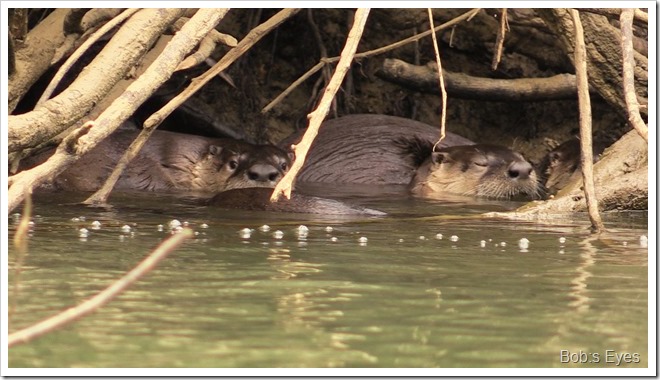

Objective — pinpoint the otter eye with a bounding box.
[473,159,488,167]
[281,162,288,171]
[227,160,239,170]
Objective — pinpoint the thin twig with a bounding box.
[36,8,141,106]
[8,228,194,348]
[262,8,481,113]
[620,9,648,142]
[427,9,448,147]
[144,8,301,130]
[570,9,604,233]
[491,8,508,70]
[270,8,371,201]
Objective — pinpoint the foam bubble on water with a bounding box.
[90,221,101,230]
[640,235,648,248]
[239,228,252,239]
[199,223,209,229]
[480,240,486,248]
[449,235,459,242]
[559,237,566,244]
[157,224,164,232]
[259,225,271,232]
[435,233,443,240]
[325,226,334,232]
[330,237,338,242]
[273,230,284,239]
[518,238,530,251]
[78,228,89,238]
[121,225,131,233]
[168,220,182,230]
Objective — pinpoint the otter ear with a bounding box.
[287,151,295,162]
[431,151,448,165]
[209,145,223,156]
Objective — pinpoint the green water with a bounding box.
[7,191,649,371]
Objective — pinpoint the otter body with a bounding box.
[28,130,292,193]
[208,187,386,216]
[280,114,539,200]
[410,144,539,200]
[279,114,473,185]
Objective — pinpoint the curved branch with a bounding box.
[379,58,582,101]
[270,8,371,201]
[8,229,193,347]
[620,9,648,142]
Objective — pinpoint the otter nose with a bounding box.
[508,160,533,180]
[247,164,281,182]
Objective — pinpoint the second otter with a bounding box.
[281,114,540,200]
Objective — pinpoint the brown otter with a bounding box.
[208,187,386,216]
[24,130,292,193]
[410,144,540,200]
[279,114,474,185]
[538,137,608,195]
[279,114,539,200]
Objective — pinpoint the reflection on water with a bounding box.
[7,191,649,370]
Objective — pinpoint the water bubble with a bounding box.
[449,235,459,242]
[273,230,284,239]
[435,233,443,240]
[259,225,271,232]
[419,236,426,240]
[78,228,89,238]
[239,228,252,239]
[500,242,507,247]
[90,220,102,230]
[640,235,648,248]
[518,238,530,251]
[480,240,486,248]
[71,217,81,222]
[398,238,404,243]
[168,219,182,229]
[330,237,338,242]
[559,237,566,244]
[358,236,368,244]
[157,224,164,232]
[325,226,334,232]
[121,225,131,233]
[199,223,209,229]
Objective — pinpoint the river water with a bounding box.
[6,189,650,372]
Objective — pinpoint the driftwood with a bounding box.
[8,9,185,154]
[8,9,227,212]
[379,58,582,101]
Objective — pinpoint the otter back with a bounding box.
[279,114,473,185]
[208,187,386,216]
[24,130,292,193]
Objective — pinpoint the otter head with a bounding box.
[540,137,606,196]
[206,143,292,192]
[410,144,540,200]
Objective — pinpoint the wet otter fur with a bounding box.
[538,137,608,196]
[410,144,540,200]
[208,187,386,216]
[279,114,473,185]
[24,130,292,193]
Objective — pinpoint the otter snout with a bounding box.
[508,160,534,180]
[247,164,282,183]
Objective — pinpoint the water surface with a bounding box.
[7,190,649,370]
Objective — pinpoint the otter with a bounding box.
[279,114,539,200]
[279,114,474,185]
[208,187,386,216]
[24,130,292,193]
[538,137,608,195]
[410,144,540,200]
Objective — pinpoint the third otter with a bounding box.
[280,114,540,200]
[24,129,292,194]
